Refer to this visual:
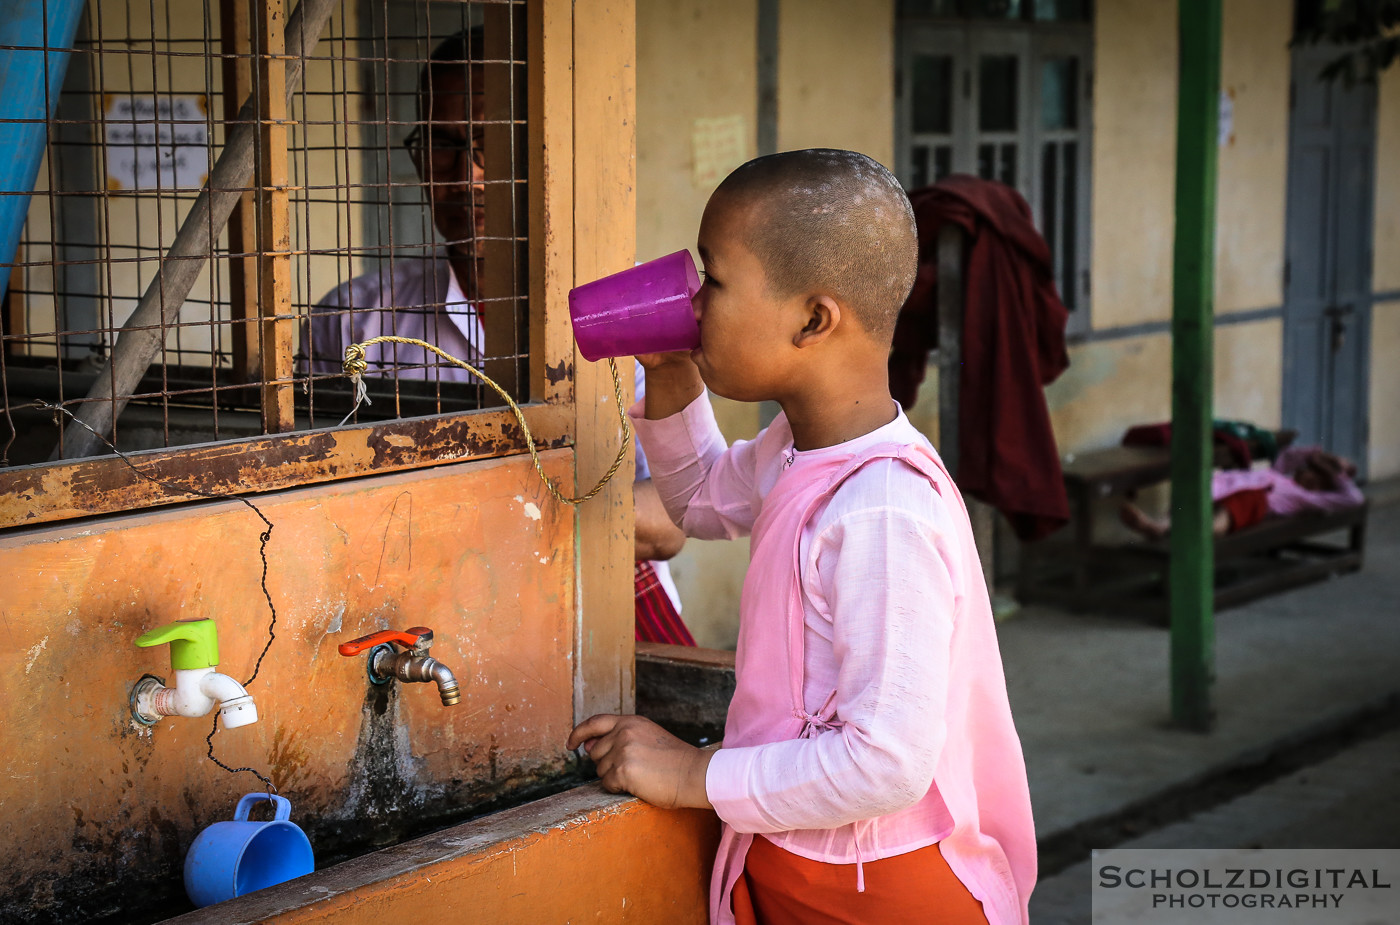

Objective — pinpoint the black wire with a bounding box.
[206,714,277,794]
[20,400,279,793]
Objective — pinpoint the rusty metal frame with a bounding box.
[0,401,573,528]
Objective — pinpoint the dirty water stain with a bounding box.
[329,683,430,848]
[269,725,314,794]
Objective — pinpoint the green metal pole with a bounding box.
[1170,0,1221,731]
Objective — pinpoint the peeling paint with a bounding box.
[314,603,348,661]
[24,636,48,675]
[544,358,573,385]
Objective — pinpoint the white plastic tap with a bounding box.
[131,619,258,728]
[133,667,258,728]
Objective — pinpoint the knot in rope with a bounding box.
[341,344,372,421]
[342,343,369,377]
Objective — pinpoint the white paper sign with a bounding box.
[692,115,748,189]
[104,95,210,191]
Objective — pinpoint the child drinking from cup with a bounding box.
[566,149,1036,925]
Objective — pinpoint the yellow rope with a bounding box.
[342,336,631,506]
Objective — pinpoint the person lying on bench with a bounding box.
[1120,446,1364,540]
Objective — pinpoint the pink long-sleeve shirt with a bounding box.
[632,393,1036,925]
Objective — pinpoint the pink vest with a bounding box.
[708,440,1033,925]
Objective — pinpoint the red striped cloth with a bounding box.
[634,560,696,646]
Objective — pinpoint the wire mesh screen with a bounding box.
[1,0,529,468]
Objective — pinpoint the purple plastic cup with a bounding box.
[568,250,701,362]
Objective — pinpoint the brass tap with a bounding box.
[338,626,461,706]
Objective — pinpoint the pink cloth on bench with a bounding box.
[1211,445,1364,518]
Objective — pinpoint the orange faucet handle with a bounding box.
[338,626,434,657]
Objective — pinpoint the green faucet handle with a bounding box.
[135,619,220,670]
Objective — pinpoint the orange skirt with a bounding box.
[731,835,989,925]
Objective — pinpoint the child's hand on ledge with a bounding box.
[567,714,714,811]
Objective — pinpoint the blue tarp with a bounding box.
[0,0,87,303]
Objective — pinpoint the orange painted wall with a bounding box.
[0,451,579,919]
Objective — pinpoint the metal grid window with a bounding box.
[1,0,529,469]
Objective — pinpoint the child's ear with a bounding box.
[793,295,841,349]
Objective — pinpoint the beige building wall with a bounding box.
[636,0,761,647]
[1042,319,1284,457]
[1089,0,1177,330]
[1370,65,1400,479]
[1054,0,1290,454]
[776,0,896,169]
[636,0,898,255]
[1089,0,1288,330]
[1372,303,1400,479]
[1215,0,1290,314]
[1374,66,1400,293]
[1047,335,1171,454]
[636,0,758,264]
[1214,319,1285,427]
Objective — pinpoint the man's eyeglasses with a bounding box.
[403,128,486,174]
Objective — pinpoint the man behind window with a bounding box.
[303,29,486,383]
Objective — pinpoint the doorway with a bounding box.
[1282,43,1377,477]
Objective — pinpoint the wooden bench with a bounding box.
[1017,445,1368,622]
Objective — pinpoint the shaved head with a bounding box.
[712,149,918,342]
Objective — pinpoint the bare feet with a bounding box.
[1120,501,1170,540]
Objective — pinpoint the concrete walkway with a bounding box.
[996,495,1400,913]
[1032,726,1400,924]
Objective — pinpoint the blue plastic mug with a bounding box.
[184,793,315,907]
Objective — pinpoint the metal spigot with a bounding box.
[338,626,460,706]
